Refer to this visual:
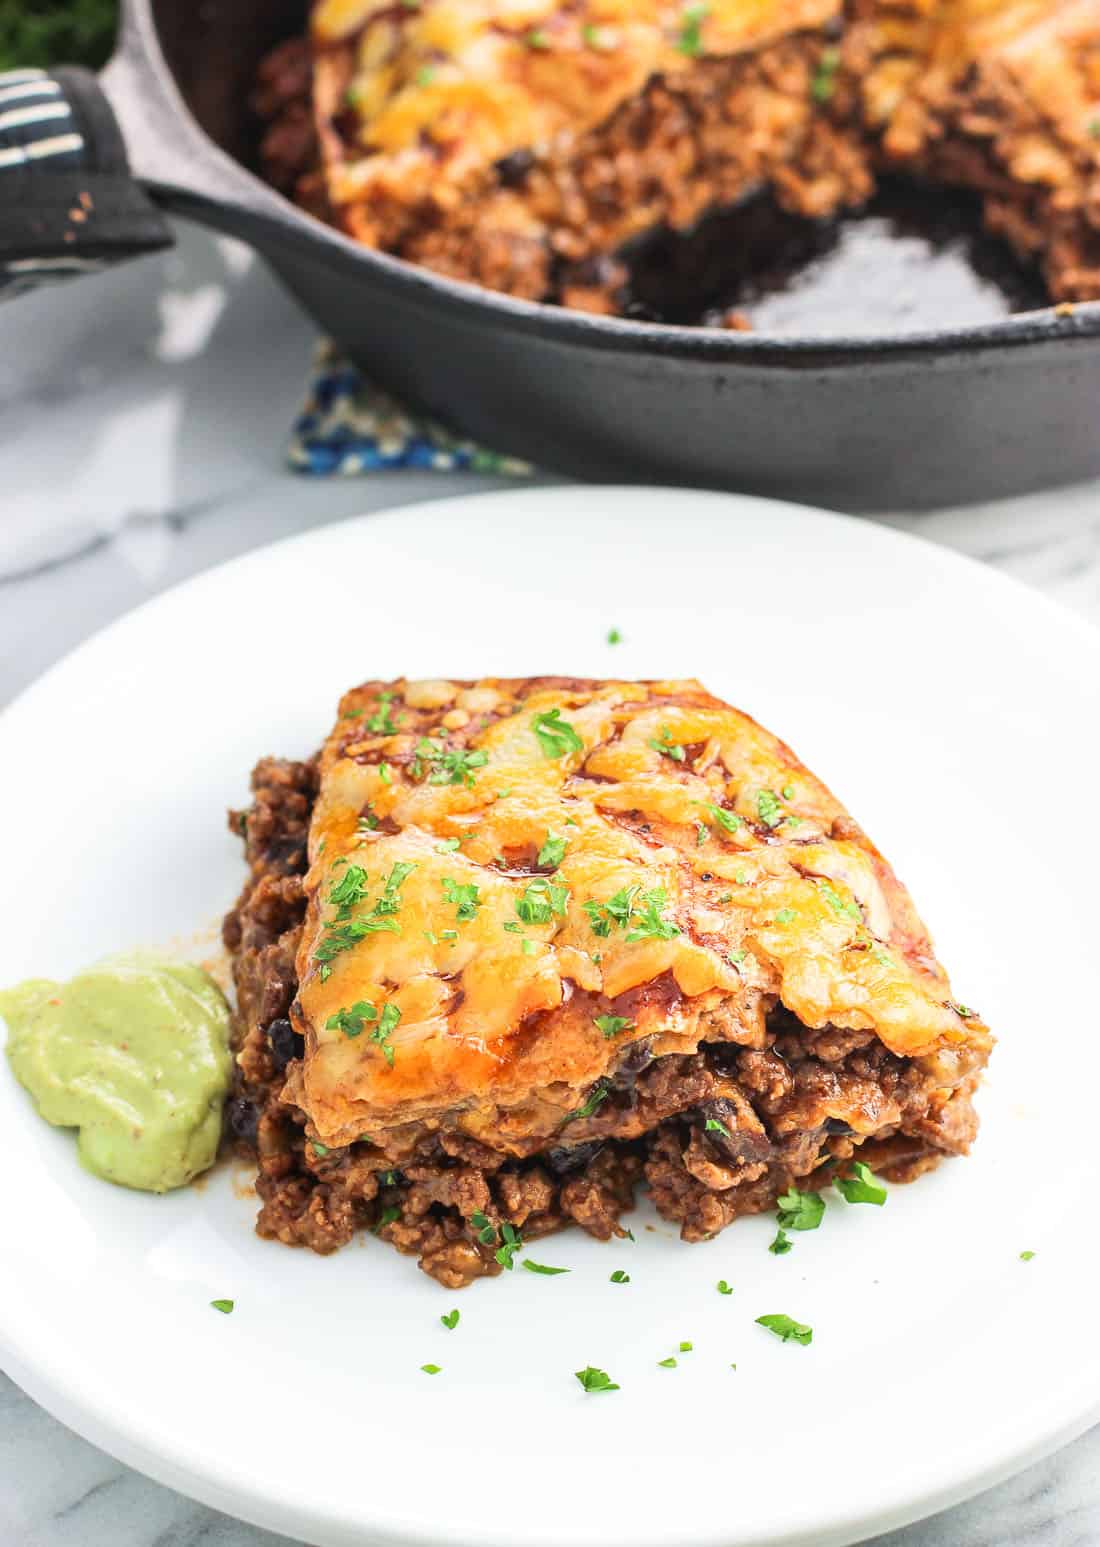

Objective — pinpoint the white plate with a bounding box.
[2,486,1098,1547]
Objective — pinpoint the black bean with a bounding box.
[495,148,535,187]
[226,1097,259,1142]
[267,1017,304,1069]
[695,1099,772,1165]
[544,1140,604,1176]
[703,1042,742,1078]
[609,1035,657,1091]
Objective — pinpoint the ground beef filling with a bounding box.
[222,756,982,1287]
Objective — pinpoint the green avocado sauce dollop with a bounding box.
[1,955,232,1193]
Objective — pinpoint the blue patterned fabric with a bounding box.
[289,345,532,476]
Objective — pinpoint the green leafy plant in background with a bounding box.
[0,0,118,72]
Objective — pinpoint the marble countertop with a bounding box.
[2,219,1099,1547]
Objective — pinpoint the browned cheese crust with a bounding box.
[222,677,991,1287]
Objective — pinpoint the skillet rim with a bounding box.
[118,0,1100,364]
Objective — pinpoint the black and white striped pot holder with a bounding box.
[0,65,171,299]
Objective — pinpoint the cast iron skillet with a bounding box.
[7,0,1100,510]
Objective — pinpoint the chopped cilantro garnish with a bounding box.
[679,1341,693,1352]
[344,708,365,719]
[523,1259,570,1275]
[315,863,414,974]
[583,882,679,943]
[594,1014,634,1039]
[442,876,481,922]
[357,808,379,833]
[716,1280,733,1295]
[1020,1250,1036,1261]
[413,738,488,788]
[210,1299,234,1314]
[314,914,401,979]
[834,1161,887,1206]
[951,1002,978,1019]
[369,1002,401,1067]
[757,789,784,828]
[575,1365,619,1393]
[495,1223,523,1270]
[704,1117,732,1139]
[470,1210,496,1246]
[648,725,686,762]
[811,45,841,104]
[564,1081,610,1125]
[379,762,392,784]
[818,880,861,921]
[705,803,743,835]
[677,1,709,57]
[329,865,370,911]
[584,23,615,51]
[769,1228,792,1255]
[776,1187,825,1231]
[625,887,680,942]
[374,861,416,915]
[774,907,797,926]
[366,691,398,735]
[658,1356,677,1368]
[441,1309,460,1329]
[374,1205,400,1232]
[583,884,639,937]
[440,929,458,942]
[525,27,550,48]
[516,876,570,924]
[609,1269,630,1284]
[607,625,623,643]
[435,837,461,853]
[326,1000,378,1039]
[521,938,536,956]
[696,823,708,846]
[312,1142,330,1157]
[420,1364,442,1375]
[756,1313,812,1345]
[423,929,439,944]
[532,707,584,759]
[781,784,795,800]
[538,831,567,868]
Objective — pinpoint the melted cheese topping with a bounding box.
[290,678,990,1147]
[309,0,840,209]
[862,0,1097,150]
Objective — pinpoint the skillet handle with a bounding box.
[0,65,172,299]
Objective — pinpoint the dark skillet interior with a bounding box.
[149,0,1046,339]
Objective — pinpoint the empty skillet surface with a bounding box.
[621,181,1047,336]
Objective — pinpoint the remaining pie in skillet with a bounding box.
[252,0,1100,314]
[223,677,992,1287]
